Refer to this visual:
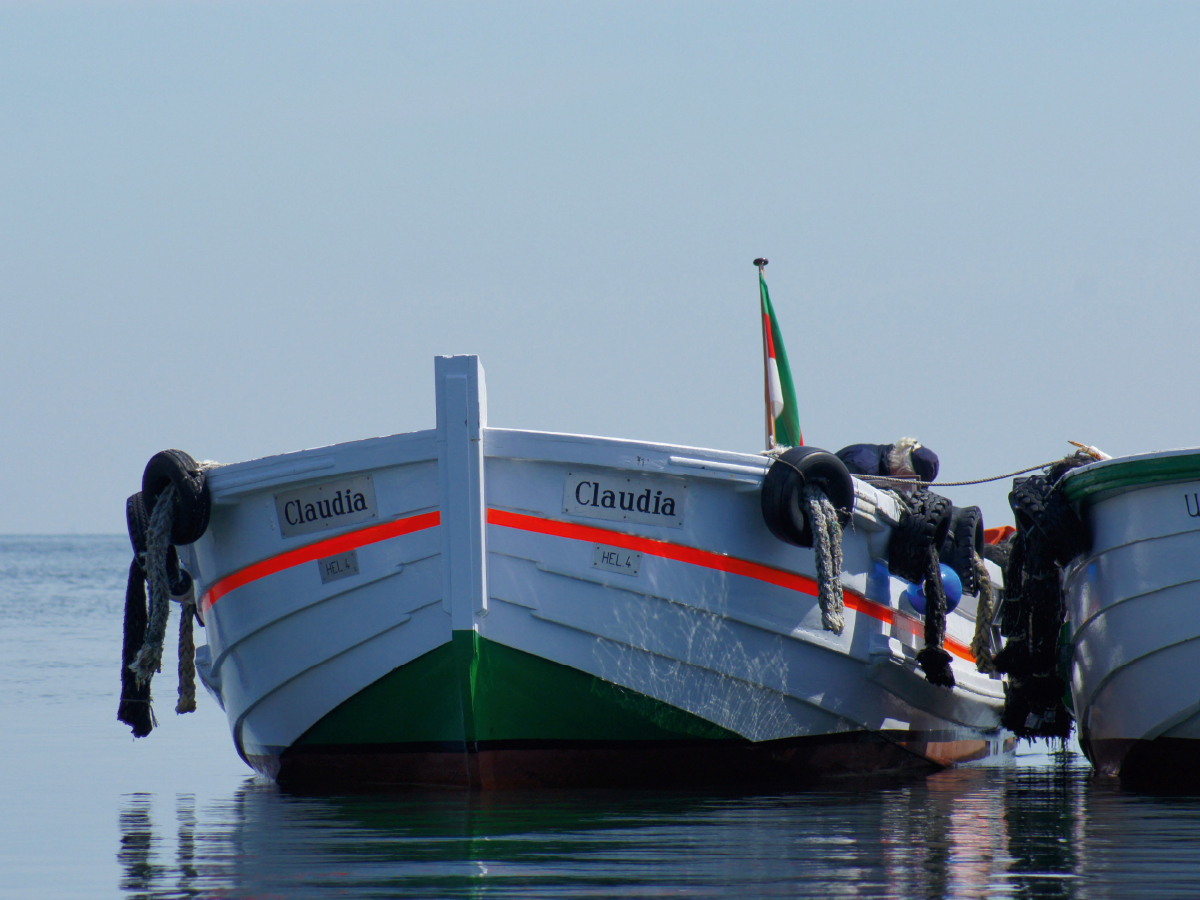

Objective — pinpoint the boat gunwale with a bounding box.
[1061,447,1200,505]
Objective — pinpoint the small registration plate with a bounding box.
[318,549,360,584]
[592,544,641,576]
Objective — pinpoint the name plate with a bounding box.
[275,475,378,538]
[592,544,641,576]
[318,549,360,584]
[563,470,685,528]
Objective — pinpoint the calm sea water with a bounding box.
[4,536,1200,899]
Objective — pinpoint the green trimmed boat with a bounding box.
[1061,448,1200,787]
[145,356,1013,788]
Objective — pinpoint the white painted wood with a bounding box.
[1064,462,1200,755]
[179,355,1009,774]
[436,355,489,625]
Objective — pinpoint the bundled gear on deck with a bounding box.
[992,452,1093,740]
[838,438,999,680]
[761,439,995,686]
[837,438,939,492]
[887,489,957,687]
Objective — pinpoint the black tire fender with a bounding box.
[126,492,149,560]
[940,505,985,594]
[126,487,196,604]
[1010,475,1090,567]
[760,446,855,548]
[141,449,212,545]
[888,491,954,584]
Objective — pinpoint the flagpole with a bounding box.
[755,257,775,451]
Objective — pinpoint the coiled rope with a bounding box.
[803,484,844,634]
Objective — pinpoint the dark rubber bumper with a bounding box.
[940,505,985,594]
[888,491,953,585]
[761,446,855,548]
[142,449,212,545]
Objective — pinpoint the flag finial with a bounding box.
[753,257,768,268]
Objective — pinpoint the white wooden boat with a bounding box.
[136,355,1010,789]
[1061,448,1200,786]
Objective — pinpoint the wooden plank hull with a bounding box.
[181,355,1011,789]
[1063,450,1200,787]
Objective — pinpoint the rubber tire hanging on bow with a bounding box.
[940,505,985,595]
[887,491,953,584]
[1010,475,1090,568]
[127,489,192,596]
[120,452,212,738]
[994,458,1092,740]
[888,490,956,688]
[142,449,212,545]
[126,491,150,559]
[761,446,855,548]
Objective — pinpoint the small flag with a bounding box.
[759,270,802,448]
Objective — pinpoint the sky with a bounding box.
[2,1,1199,533]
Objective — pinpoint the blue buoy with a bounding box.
[904,564,963,615]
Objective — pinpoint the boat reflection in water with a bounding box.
[116,749,1200,899]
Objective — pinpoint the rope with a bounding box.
[803,484,844,634]
[131,486,176,684]
[128,484,198,716]
[117,557,156,737]
[858,460,1068,489]
[970,553,996,674]
[175,593,197,715]
[174,585,196,720]
[915,544,956,688]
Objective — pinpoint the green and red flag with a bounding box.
[759,268,802,448]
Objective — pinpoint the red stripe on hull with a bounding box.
[487,508,975,663]
[199,510,441,614]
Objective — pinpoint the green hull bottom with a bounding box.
[295,632,736,748]
[263,633,986,788]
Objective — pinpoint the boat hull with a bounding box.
[181,355,1010,789]
[1084,737,1200,790]
[1063,450,1200,786]
[257,634,1003,789]
[272,733,997,791]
